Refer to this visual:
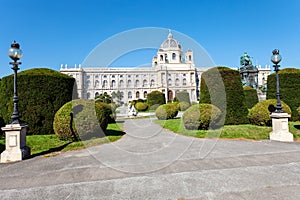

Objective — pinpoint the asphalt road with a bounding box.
[1,118,300,200]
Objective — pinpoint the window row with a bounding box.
[86,79,156,88]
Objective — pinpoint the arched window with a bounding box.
[103,80,108,88]
[160,55,163,61]
[172,53,176,60]
[183,78,187,86]
[112,75,115,78]
[144,91,147,98]
[120,80,124,88]
[120,92,124,99]
[143,80,147,87]
[95,75,99,79]
[86,80,90,88]
[128,80,132,87]
[135,80,139,87]
[175,78,180,86]
[189,55,192,61]
[112,80,116,88]
[168,78,172,86]
[95,80,99,88]
[150,79,155,87]
[128,91,132,99]
[103,75,107,78]
[95,92,99,98]
[136,91,140,99]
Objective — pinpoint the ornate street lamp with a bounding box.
[271,49,282,113]
[8,41,23,124]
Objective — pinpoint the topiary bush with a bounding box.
[174,91,191,103]
[244,86,259,109]
[135,102,148,111]
[155,103,179,120]
[297,106,300,121]
[267,68,300,121]
[147,91,166,111]
[182,104,222,130]
[53,99,112,141]
[0,116,5,136]
[248,99,291,126]
[0,68,75,135]
[200,66,248,125]
[178,102,191,111]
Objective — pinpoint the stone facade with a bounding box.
[61,32,203,103]
[60,32,271,104]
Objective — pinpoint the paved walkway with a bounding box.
[1,118,300,199]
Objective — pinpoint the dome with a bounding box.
[160,31,181,50]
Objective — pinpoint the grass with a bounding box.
[155,118,300,140]
[0,122,125,157]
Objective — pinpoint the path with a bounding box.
[1,118,300,199]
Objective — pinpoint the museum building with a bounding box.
[60,32,270,103]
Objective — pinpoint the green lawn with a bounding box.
[155,118,300,140]
[0,122,125,157]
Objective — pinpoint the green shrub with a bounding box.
[182,104,222,130]
[0,116,5,136]
[0,68,75,135]
[267,68,300,121]
[244,86,259,109]
[53,99,112,141]
[135,102,148,111]
[297,106,300,121]
[174,91,190,103]
[200,66,248,125]
[155,103,179,120]
[248,99,291,126]
[178,102,191,111]
[147,91,166,111]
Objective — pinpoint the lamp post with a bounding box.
[0,41,30,163]
[271,49,283,113]
[8,41,23,124]
[269,49,293,142]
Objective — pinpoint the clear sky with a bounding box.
[0,0,299,77]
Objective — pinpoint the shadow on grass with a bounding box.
[294,125,300,130]
[28,142,72,159]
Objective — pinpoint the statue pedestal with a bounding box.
[1,123,30,163]
[269,112,294,142]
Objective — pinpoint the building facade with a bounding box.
[60,32,271,103]
[60,32,203,103]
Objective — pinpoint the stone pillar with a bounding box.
[1,124,30,163]
[269,112,294,142]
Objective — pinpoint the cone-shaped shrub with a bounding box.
[243,86,259,109]
[147,91,166,111]
[267,68,300,121]
[0,68,75,135]
[200,67,248,125]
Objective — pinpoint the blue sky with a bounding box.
[0,0,299,77]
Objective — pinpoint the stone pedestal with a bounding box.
[269,112,294,142]
[1,123,30,163]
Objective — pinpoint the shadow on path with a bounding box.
[28,142,72,159]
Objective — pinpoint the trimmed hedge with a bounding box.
[297,106,300,121]
[248,99,291,126]
[53,99,112,141]
[155,103,178,120]
[147,91,166,111]
[174,91,190,103]
[178,102,191,111]
[244,86,259,109]
[182,104,222,130]
[0,116,5,136]
[200,67,248,125]
[0,68,75,135]
[267,68,300,121]
[135,102,148,111]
